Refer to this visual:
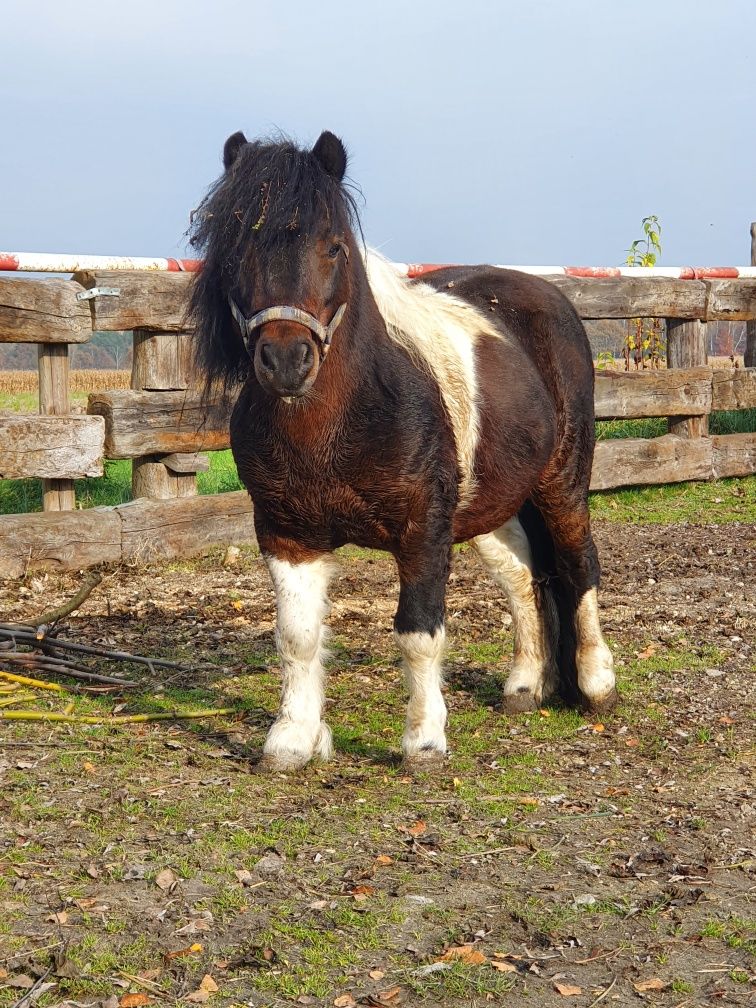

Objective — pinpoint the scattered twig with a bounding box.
[0,670,64,692]
[8,965,54,1008]
[586,975,617,1008]
[28,571,102,629]
[0,708,236,724]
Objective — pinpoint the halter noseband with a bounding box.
[229,298,347,359]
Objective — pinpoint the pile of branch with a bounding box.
[0,572,234,724]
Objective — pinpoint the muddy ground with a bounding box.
[0,518,754,1007]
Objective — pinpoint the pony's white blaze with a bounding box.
[575,587,615,701]
[473,518,558,703]
[263,554,337,768]
[365,250,501,507]
[395,628,448,758]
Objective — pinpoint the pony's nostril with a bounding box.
[260,342,276,372]
[297,341,313,369]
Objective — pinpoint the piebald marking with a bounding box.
[365,250,502,507]
[575,587,615,701]
[473,517,558,703]
[263,554,337,767]
[395,628,448,758]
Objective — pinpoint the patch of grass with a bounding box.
[406,960,516,999]
[590,475,755,524]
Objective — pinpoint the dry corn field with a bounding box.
[0,369,131,393]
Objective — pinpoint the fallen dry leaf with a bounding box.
[440,944,488,965]
[185,974,219,1003]
[350,884,376,899]
[333,996,356,1007]
[591,723,605,733]
[401,820,427,837]
[718,715,735,725]
[554,982,583,996]
[625,738,640,747]
[155,868,177,891]
[46,910,68,924]
[636,645,658,659]
[490,960,517,973]
[376,987,402,1003]
[119,995,150,1008]
[374,855,393,866]
[633,977,668,993]
[369,969,385,980]
[165,943,203,961]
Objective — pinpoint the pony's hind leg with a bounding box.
[535,493,617,713]
[473,517,559,712]
[259,552,336,772]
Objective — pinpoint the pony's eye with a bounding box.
[328,243,342,259]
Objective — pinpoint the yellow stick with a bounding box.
[0,708,236,724]
[0,670,63,692]
[0,693,37,708]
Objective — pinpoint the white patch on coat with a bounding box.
[575,587,615,701]
[473,517,558,702]
[263,554,338,767]
[365,250,502,507]
[395,627,448,758]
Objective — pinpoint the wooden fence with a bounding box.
[1,268,755,578]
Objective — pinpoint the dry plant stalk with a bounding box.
[0,708,236,724]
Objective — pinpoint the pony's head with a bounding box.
[189,130,359,399]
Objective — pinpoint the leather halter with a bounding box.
[229,297,347,359]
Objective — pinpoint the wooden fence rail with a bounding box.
[1,268,755,577]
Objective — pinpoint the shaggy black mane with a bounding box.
[188,135,360,389]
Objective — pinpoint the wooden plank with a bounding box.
[590,434,712,490]
[747,223,756,366]
[705,279,756,321]
[711,367,756,410]
[710,432,756,479]
[73,270,193,332]
[87,390,232,458]
[0,509,121,580]
[131,330,193,390]
[162,452,210,473]
[118,491,255,562]
[549,276,707,319]
[0,276,92,344]
[132,456,198,499]
[594,367,712,419]
[666,319,709,438]
[38,343,76,510]
[0,414,104,479]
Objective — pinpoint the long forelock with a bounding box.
[187,136,360,389]
[364,251,503,508]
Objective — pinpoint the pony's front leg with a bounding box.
[394,549,451,769]
[259,550,336,772]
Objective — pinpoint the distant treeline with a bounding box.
[0,321,746,370]
[0,331,132,370]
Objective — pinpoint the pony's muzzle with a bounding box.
[255,333,318,397]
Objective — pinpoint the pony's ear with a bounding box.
[223,131,248,171]
[312,131,347,181]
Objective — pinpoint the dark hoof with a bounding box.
[403,747,447,773]
[584,687,620,716]
[502,690,540,713]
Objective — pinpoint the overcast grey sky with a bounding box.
[1,0,754,267]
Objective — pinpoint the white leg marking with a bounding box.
[575,587,615,702]
[263,554,336,769]
[473,517,557,704]
[396,628,448,759]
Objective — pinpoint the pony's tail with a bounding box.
[516,499,580,705]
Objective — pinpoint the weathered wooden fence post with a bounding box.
[745,222,756,367]
[38,343,76,511]
[666,319,709,439]
[130,329,207,499]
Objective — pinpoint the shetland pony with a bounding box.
[189,130,616,771]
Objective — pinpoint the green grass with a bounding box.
[596,408,756,440]
[589,474,755,523]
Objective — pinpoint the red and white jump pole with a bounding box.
[2,250,756,280]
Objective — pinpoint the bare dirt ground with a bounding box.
[0,518,754,1007]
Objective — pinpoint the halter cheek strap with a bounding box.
[229,297,347,359]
